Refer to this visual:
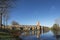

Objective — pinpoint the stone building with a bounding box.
[1,21,42,31]
[36,21,41,30]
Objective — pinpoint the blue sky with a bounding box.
[9,0,60,27]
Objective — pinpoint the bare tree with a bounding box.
[0,0,17,29]
[11,21,19,25]
[52,18,60,31]
[55,18,60,26]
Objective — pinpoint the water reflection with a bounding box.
[36,31,41,38]
[20,30,60,40]
[21,30,41,37]
[40,31,56,40]
[52,30,60,40]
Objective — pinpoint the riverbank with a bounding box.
[0,32,22,40]
[0,29,23,40]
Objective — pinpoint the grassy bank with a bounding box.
[0,32,20,40]
[0,32,13,38]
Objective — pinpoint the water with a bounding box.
[19,30,60,40]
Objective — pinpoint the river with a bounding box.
[19,30,60,40]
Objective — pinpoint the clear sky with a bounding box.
[9,0,60,27]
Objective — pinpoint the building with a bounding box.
[1,21,42,31]
[36,21,40,30]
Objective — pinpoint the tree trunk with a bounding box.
[0,13,2,29]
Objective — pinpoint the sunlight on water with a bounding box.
[19,30,59,40]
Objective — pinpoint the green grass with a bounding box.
[0,32,15,40]
[0,32,13,38]
[0,30,21,40]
